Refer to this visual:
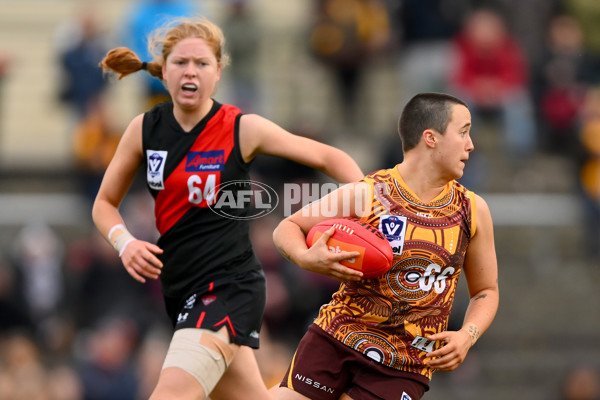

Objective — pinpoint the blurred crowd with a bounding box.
[0,0,599,398]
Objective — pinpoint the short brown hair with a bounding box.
[398,93,468,153]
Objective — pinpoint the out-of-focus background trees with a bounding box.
[0,0,599,399]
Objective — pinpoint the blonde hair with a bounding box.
[99,16,230,81]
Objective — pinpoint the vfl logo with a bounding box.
[186,150,225,172]
[379,215,407,255]
[147,150,168,190]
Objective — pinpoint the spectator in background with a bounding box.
[77,316,140,400]
[71,101,123,203]
[135,329,171,400]
[489,0,563,69]
[577,87,600,260]
[221,0,262,114]
[67,231,165,332]
[46,364,84,400]
[54,9,118,203]
[0,332,49,399]
[565,0,600,55]
[393,0,467,101]
[531,13,596,156]
[56,10,109,122]
[0,256,33,334]
[560,365,600,400]
[10,223,65,333]
[308,0,392,134]
[122,0,198,110]
[448,8,536,160]
[65,193,164,333]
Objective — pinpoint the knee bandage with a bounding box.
[162,328,236,395]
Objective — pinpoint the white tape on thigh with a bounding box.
[162,328,236,396]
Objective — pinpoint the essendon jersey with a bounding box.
[142,101,261,298]
[314,166,476,380]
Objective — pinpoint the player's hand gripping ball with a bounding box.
[306,218,393,279]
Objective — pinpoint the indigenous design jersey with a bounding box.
[314,166,477,380]
[142,101,261,298]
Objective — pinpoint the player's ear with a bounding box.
[423,129,437,148]
[216,64,222,82]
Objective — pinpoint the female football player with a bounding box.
[92,16,363,400]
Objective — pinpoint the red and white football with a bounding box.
[306,218,393,279]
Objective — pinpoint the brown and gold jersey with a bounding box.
[314,165,477,380]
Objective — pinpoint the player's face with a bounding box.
[162,38,221,110]
[437,104,474,180]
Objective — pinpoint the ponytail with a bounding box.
[99,47,162,80]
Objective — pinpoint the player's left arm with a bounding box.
[238,114,364,183]
[426,194,499,371]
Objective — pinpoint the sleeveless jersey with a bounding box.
[314,165,477,380]
[142,101,261,298]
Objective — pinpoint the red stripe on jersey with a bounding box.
[209,282,214,291]
[196,311,206,328]
[154,106,240,235]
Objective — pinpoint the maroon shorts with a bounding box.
[280,324,429,400]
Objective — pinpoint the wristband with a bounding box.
[108,224,125,242]
[108,224,136,257]
[116,236,135,257]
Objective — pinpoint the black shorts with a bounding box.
[163,269,266,348]
[281,325,429,400]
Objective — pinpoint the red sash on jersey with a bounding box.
[154,106,239,235]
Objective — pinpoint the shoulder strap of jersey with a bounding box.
[142,101,223,197]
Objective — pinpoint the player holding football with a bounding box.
[92,17,363,400]
[273,92,499,400]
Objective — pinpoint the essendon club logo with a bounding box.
[201,295,217,306]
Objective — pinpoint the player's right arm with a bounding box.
[272,182,370,281]
[92,114,163,283]
[239,113,364,183]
